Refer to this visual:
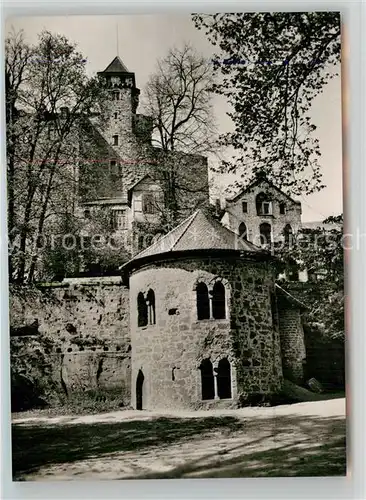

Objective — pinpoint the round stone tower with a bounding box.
[121,209,284,410]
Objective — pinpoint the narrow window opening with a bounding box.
[196,282,210,320]
[256,193,272,215]
[112,135,119,146]
[110,160,120,184]
[146,289,156,325]
[242,201,248,213]
[238,222,248,241]
[217,358,232,399]
[112,210,127,230]
[200,359,215,400]
[262,202,271,215]
[212,281,226,319]
[137,292,148,327]
[136,370,144,410]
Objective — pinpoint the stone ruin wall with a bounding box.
[277,301,306,383]
[9,277,131,406]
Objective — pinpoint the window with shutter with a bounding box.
[142,193,156,214]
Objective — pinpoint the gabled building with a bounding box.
[220,176,302,248]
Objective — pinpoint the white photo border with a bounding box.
[0,1,364,499]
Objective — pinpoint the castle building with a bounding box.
[220,176,302,247]
[9,57,316,412]
[220,176,311,283]
[121,209,306,410]
[77,56,209,258]
[72,59,309,408]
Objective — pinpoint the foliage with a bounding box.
[38,207,131,280]
[192,12,341,196]
[10,333,63,411]
[275,214,344,340]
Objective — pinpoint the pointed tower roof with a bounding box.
[101,56,130,74]
[121,209,269,274]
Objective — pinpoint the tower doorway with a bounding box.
[136,369,144,410]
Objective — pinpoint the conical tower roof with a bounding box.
[121,209,269,273]
[100,56,130,74]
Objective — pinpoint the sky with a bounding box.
[6,14,343,222]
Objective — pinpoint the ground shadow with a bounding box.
[12,415,242,479]
[12,412,346,480]
[121,413,346,479]
[128,434,346,479]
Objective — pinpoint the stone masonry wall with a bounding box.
[225,259,283,397]
[10,277,131,404]
[277,302,306,383]
[222,180,302,245]
[129,255,283,410]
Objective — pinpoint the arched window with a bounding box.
[196,282,210,320]
[212,281,226,319]
[146,289,156,325]
[200,359,215,400]
[238,222,248,241]
[284,224,293,247]
[137,292,148,327]
[259,222,272,246]
[256,192,272,215]
[217,358,232,399]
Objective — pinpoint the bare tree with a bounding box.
[5,30,33,279]
[144,44,217,154]
[142,44,218,223]
[6,29,108,283]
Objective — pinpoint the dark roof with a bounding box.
[226,177,301,205]
[275,284,307,311]
[121,209,268,272]
[100,56,130,74]
[82,197,128,206]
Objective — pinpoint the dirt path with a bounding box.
[12,398,346,480]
